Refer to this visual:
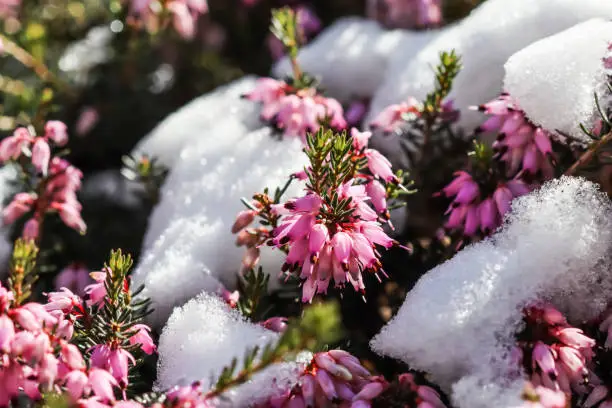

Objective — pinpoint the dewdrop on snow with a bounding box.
[371,177,612,406]
[367,0,612,132]
[504,19,612,143]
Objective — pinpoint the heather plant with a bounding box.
[0,1,611,408]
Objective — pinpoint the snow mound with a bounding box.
[371,177,612,407]
[504,19,612,142]
[273,17,439,102]
[367,0,612,132]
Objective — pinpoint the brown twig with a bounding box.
[564,130,612,176]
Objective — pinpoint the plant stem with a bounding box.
[0,34,73,95]
[564,130,612,176]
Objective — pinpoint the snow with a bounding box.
[371,177,612,407]
[273,17,439,102]
[367,0,612,133]
[132,76,260,168]
[504,19,612,142]
[156,293,308,406]
[131,87,307,326]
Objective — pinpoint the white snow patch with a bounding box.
[504,19,612,142]
[273,17,439,102]
[367,0,612,132]
[371,177,612,407]
[132,95,307,326]
[132,76,260,168]
[157,293,309,406]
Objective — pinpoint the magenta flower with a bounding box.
[44,288,82,313]
[259,317,288,333]
[1,123,86,239]
[244,78,347,142]
[257,350,382,407]
[370,97,421,132]
[128,324,157,355]
[516,303,594,393]
[439,171,530,237]
[84,270,108,307]
[165,382,215,407]
[475,94,556,179]
[128,0,208,40]
[54,263,92,297]
[367,0,442,28]
[273,183,397,302]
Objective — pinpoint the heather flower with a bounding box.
[474,94,556,179]
[367,0,442,28]
[218,287,240,308]
[75,107,100,136]
[128,0,208,39]
[165,382,215,407]
[345,100,370,128]
[439,171,530,237]
[244,78,347,142]
[54,263,92,297]
[44,288,82,313]
[0,123,86,239]
[516,303,594,393]
[260,317,288,333]
[370,97,421,132]
[128,324,156,355]
[369,372,447,408]
[257,350,381,407]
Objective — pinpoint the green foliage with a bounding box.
[8,238,39,306]
[72,249,152,395]
[270,8,301,61]
[237,267,269,320]
[121,154,169,204]
[208,301,343,399]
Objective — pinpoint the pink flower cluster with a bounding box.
[516,304,595,394]
[244,78,347,142]
[127,0,208,40]
[367,0,442,29]
[438,171,529,237]
[475,94,556,179]
[159,382,214,408]
[0,277,151,407]
[370,97,458,133]
[0,121,86,240]
[372,372,447,408]
[233,129,400,302]
[258,350,385,408]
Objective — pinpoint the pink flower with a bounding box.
[88,368,118,401]
[84,270,107,306]
[51,201,87,234]
[370,97,420,132]
[44,120,68,146]
[365,148,397,183]
[2,192,36,224]
[44,288,82,312]
[22,218,40,240]
[518,304,594,394]
[439,171,530,237]
[75,107,99,136]
[231,210,256,234]
[31,137,51,174]
[54,263,92,297]
[256,350,378,407]
[260,317,288,333]
[244,79,347,142]
[61,343,86,370]
[108,348,135,387]
[129,324,156,355]
[373,0,442,28]
[0,127,33,162]
[475,94,555,179]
